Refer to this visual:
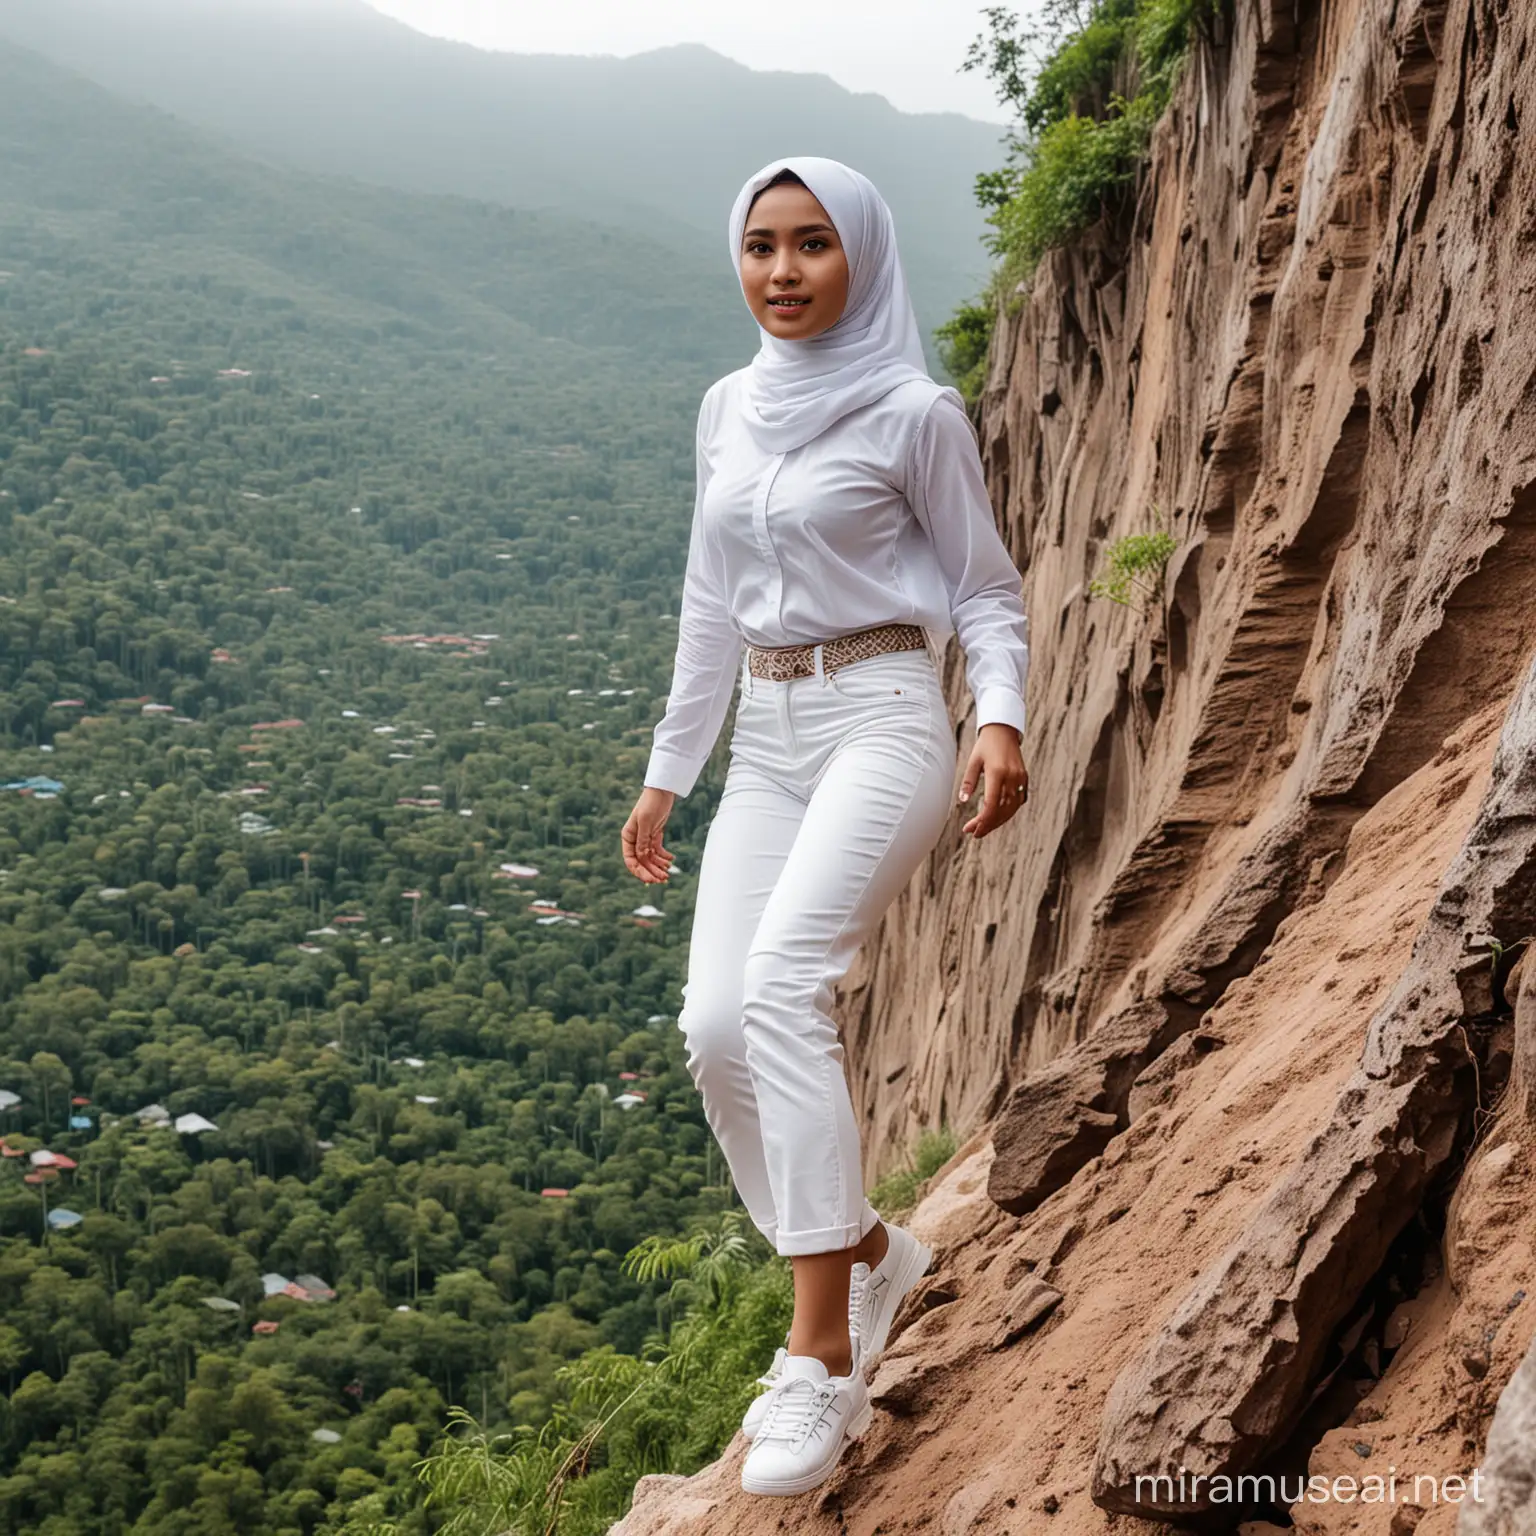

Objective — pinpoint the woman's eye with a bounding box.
[744,239,830,254]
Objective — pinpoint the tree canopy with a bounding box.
[0,38,768,1535]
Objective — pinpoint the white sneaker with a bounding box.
[740,1336,789,1439]
[742,1261,870,1441]
[848,1221,932,1369]
[739,1354,872,1496]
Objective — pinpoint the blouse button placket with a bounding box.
[753,452,794,747]
[753,453,788,633]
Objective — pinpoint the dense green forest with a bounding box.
[0,38,807,1536]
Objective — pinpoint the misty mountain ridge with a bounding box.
[0,0,1006,347]
[0,36,752,376]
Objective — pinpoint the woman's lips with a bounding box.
[768,298,811,313]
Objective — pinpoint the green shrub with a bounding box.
[983,0,1214,277]
[938,0,1217,384]
[1136,0,1212,91]
[1088,525,1178,606]
[407,1121,961,1533]
[984,93,1160,276]
[867,1123,959,1220]
[1024,0,1139,131]
[408,1208,792,1536]
[934,301,997,403]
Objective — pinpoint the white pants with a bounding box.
[678,643,957,1256]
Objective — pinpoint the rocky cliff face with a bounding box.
[613,0,1536,1528]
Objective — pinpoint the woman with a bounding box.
[620,155,1030,1497]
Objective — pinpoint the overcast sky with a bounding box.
[362,0,1020,123]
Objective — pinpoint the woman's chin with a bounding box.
[762,311,832,340]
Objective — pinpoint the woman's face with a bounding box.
[738,181,850,340]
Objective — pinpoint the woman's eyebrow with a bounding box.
[743,223,836,240]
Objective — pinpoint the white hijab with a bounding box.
[726,155,950,454]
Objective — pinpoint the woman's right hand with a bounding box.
[622,787,677,883]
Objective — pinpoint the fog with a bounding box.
[0,0,1015,342]
[65,0,1021,122]
[365,0,1016,122]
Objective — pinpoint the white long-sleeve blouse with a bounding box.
[643,369,1030,798]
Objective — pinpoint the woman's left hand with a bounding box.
[958,722,1029,839]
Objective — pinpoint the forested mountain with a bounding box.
[0,37,774,1534]
[0,0,1005,347]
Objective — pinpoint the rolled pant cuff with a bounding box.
[775,1209,880,1257]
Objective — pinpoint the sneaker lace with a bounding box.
[755,1377,835,1448]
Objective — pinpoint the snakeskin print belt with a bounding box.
[745,622,928,682]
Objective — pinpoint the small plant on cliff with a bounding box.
[1088,513,1178,606]
[867,1123,960,1220]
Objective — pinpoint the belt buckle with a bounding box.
[752,642,809,682]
